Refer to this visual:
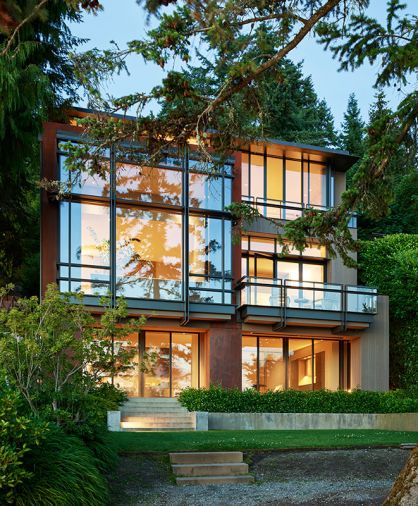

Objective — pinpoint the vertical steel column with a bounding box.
[109,144,117,309]
[181,145,190,325]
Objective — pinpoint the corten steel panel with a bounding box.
[40,122,83,297]
[208,321,242,389]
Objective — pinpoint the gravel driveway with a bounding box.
[109,448,410,505]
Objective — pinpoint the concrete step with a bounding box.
[123,398,181,404]
[121,421,195,429]
[173,463,249,477]
[122,427,195,432]
[170,452,244,465]
[121,408,190,414]
[122,415,193,423]
[176,475,255,485]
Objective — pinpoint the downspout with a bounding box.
[180,144,190,326]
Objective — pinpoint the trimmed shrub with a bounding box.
[178,385,418,413]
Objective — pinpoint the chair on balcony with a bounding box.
[314,293,340,311]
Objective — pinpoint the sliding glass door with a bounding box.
[242,336,345,391]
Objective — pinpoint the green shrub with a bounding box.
[178,385,418,413]
[0,379,115,505]
[0,384,50,504]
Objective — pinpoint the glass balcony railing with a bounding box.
[241,196,357,228]
[238,277,377,314]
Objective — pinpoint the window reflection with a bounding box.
[59,155,110,197]
[189,216,223,278]
[116,208,182,300]
[189,173,223,210]
[60,202,110,295]
[116,163,182,205]
[242,337,258,390]
[259,338,285,392]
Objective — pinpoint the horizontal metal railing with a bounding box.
[237,276,377,314]
[241,196,357,228]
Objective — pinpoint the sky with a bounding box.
[69,0,416,127]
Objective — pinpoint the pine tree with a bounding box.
[339,93,365,156]
[0,1,83,293]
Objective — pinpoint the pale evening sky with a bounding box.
[69,0,416,128]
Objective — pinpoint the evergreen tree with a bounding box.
[339,93,364,156]
[0,1,85,293]
[261,61,338,147]
[358,91,417,238]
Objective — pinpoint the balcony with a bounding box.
[242,196,357,228]
[237,276,377,329]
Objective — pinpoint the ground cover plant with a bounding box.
[178,385,418,413]
[110,430,418,454]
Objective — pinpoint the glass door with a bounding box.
[141,331,199,397]
[143,332,171,397]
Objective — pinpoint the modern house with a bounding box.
[40,109,389,401]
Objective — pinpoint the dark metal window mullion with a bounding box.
[183,145,190,310]
[109,144,117,308]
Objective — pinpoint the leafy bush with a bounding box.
[359,235,418,389]
[0,284,139,438]
[178,385,418,413]
[0,383,50,504]
[0,380,111,505]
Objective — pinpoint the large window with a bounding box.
[189,216,232,304]
[242,235,326,283]
[59,202,110,295]
[116,207,182,300]
[189,172,232,211]
[241,147,331,219]
[243,336,343,391]
[58,138,233,305]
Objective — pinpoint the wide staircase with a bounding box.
[120,398,196,431]
[169,452,254,485]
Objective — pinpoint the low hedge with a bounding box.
[178,385,418,414]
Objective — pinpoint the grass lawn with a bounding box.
[109,429,418,453]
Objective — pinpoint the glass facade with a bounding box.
[243,336,344,391]
[241,148,331,220]
[58,139,233,304]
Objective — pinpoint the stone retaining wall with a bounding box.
[193,412,418,431]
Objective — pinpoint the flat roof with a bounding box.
[69,106,358,171]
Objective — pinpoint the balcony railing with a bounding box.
[241,196,357,228]
[237,276,377,314]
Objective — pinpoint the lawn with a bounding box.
[109,429,418,453]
